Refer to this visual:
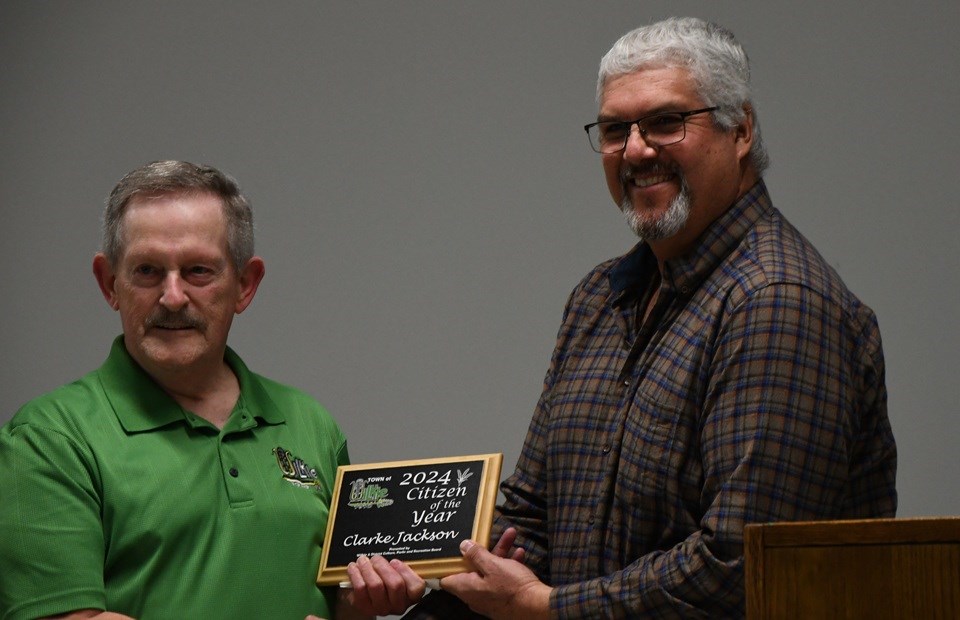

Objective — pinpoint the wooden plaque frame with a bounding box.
[317,453,502,585]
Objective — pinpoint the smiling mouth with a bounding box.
[629,173,673,188]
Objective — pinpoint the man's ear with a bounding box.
[93,253,120,311]
[734,104,755,163]
[235,256,265,314]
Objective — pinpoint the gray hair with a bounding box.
[597,17,769,174]
[102,160,255,271]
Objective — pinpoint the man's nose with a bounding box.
[159,272,189,309]
[623,124,659,160]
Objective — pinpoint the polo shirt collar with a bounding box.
[608,179,772,301]
[225,347,286,426]
[98,336,286,433]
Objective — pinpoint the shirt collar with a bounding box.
[609,243,655,308]
[608,179,772,300]
[98,336,286,433]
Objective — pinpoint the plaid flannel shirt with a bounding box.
[406,180,896,619]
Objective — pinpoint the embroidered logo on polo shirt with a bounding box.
[273,446,321,490]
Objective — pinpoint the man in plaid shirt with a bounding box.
[343,16,897,620]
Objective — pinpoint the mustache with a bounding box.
[146,309,204,330]
[620,162,680,184]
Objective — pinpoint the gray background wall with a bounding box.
[2,0,957,523]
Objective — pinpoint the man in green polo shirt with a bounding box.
[0,161,375,620]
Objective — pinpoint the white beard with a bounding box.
[620,176,692,241]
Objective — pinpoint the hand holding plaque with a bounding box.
[317,454,502,585]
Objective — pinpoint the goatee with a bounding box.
[619,171,692,241]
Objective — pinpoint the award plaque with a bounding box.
[317,453,502,585]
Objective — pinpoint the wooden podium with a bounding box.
[744,517,960,619]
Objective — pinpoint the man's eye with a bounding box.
[134,265,157,276]
[186,265,221,281]
[600,122,629,139]
[645,114,683,131]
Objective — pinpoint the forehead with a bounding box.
[120,191,229,256]
[599,66,700,117]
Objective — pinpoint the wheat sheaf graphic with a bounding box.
[456,469,474,486]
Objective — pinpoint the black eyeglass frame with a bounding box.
[583,106,719,153]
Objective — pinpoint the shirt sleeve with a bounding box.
[548,282,895,618]
[495,277,592,582]
[494,381,553,578]
[0,422,107,620]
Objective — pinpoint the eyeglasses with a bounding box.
[583,107,718,153]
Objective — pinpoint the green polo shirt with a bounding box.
[0,337,348,620]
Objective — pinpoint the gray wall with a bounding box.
[2,1,958,520]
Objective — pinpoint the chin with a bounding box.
[620,192,690,241]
